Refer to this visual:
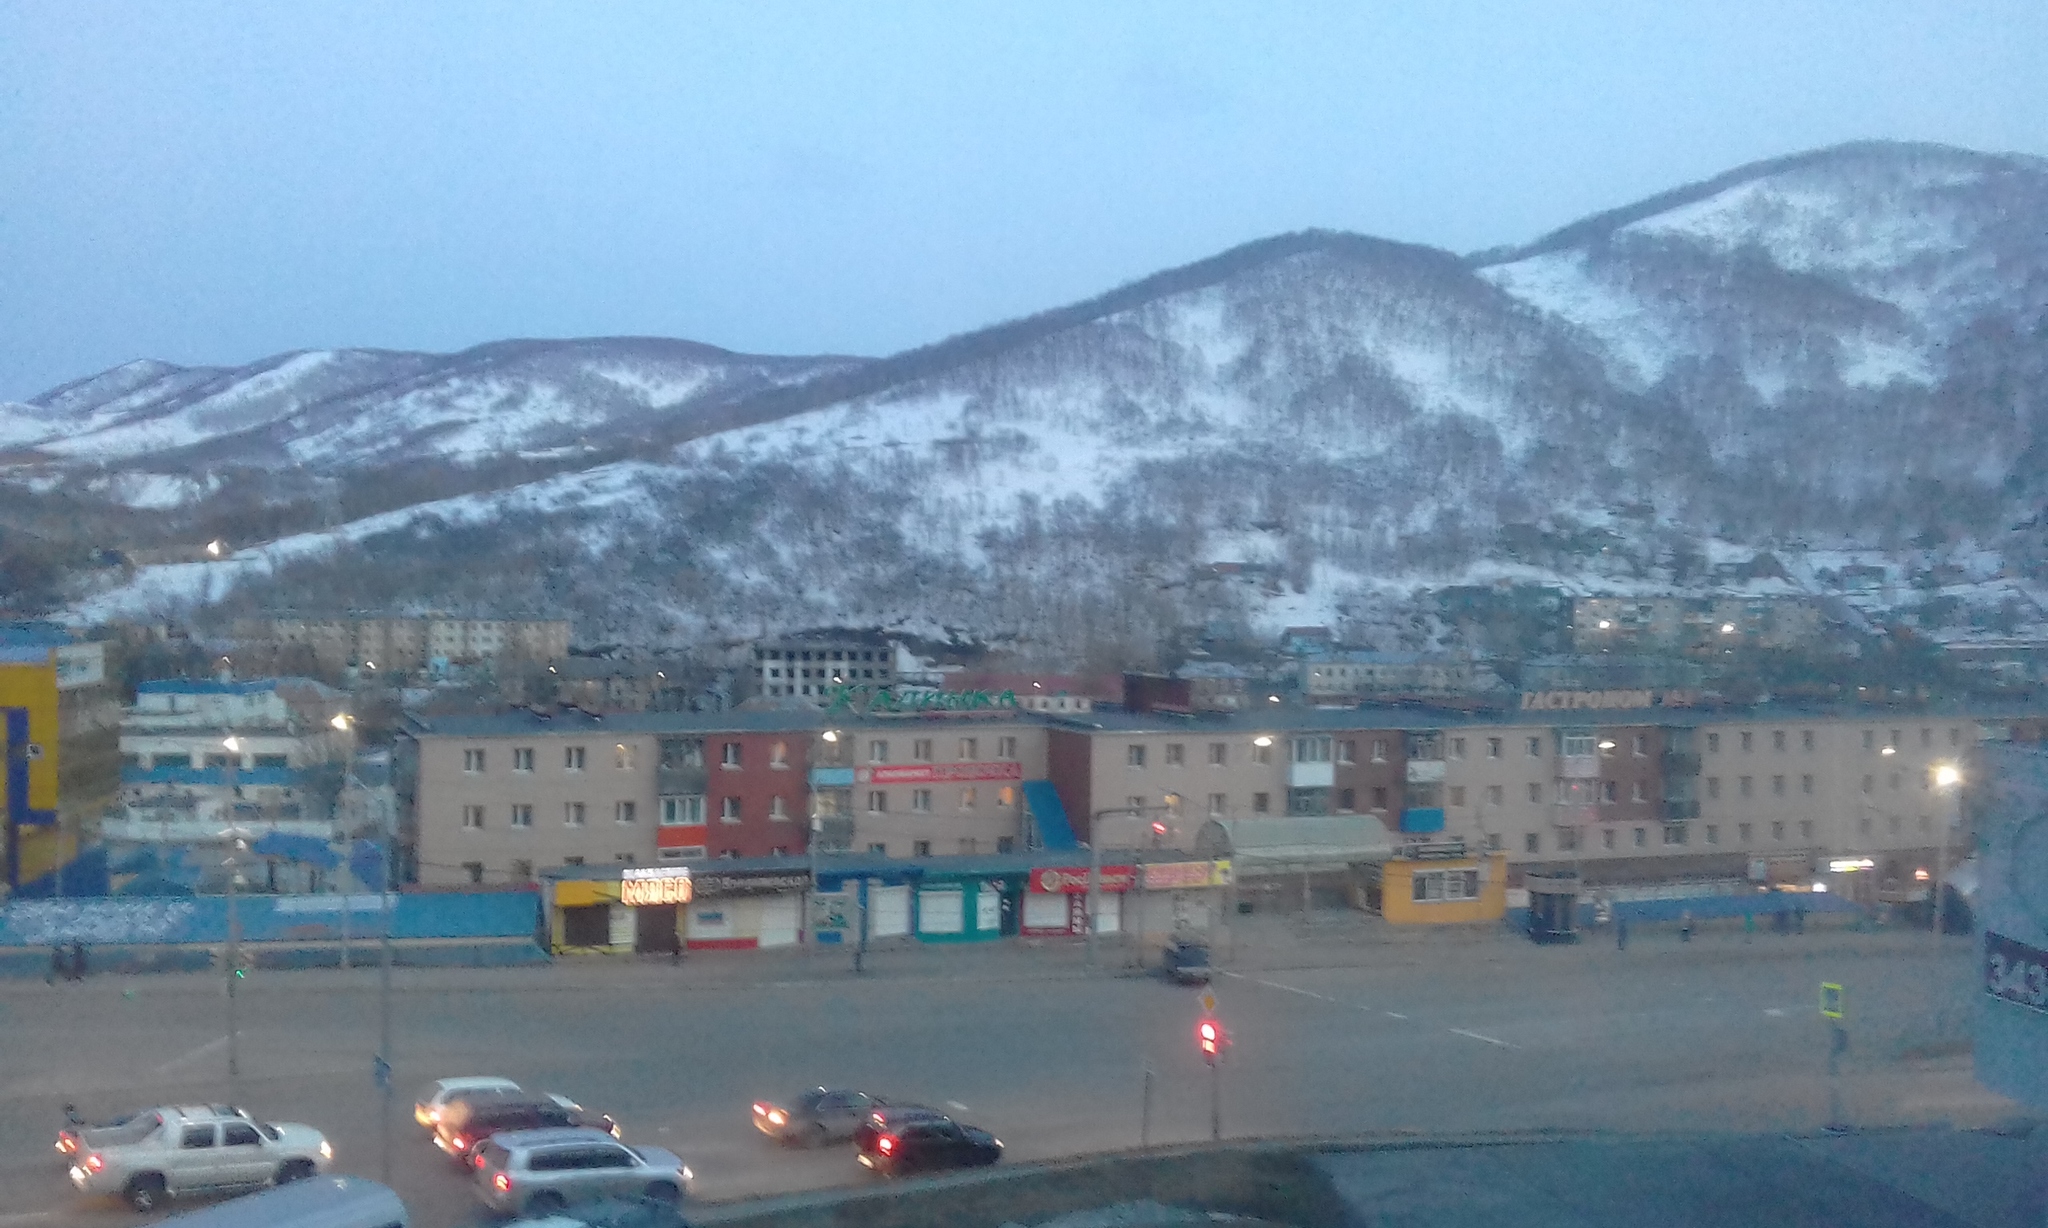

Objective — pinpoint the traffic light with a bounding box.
[1197,1018,1222,1063]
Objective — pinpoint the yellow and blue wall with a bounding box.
[0,650,62,892]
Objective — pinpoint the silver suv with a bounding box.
[473,1127,691,1217]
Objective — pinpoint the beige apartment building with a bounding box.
[806,719,1048,856]
[237,616,571,674]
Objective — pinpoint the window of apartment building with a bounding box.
[1800,819,1814,840]
[512,748,534,772]
[1704,824,1719,845]
[911,788,933,813]
[867,790,887,813]
[1802,774,1815,795]
[1486,784,1505,806]
[1127,795,1146,811]
[1739,776,1754,798]
[1527,782,1542,804]
[867,843,888,855]
[914,738,933,762]
[611,743,632,771]
[1337,740,1356,765]
[1890,729,1903,751]
[721,742,742,768]
[564,802,585,827]
[464,748,486,773]
[1772,775,1786,797]
[1771,821,1785,841]
[1526,737,1542,757]
[1165,743,1185,766]
[960,787,977,810]
[1562,731,1596,757]
[1127,744,1148,768]
[1663,824,1687,846]
[1633,734,1648,756]
[1707,733,1720,754]
[463,862,484,885]
[1803,730,1816,752]
[1252,792,1271,814]
[564,856,584,866]
[1372,786,1389,810]
[206,750,232,770]
[1738,822,1753,843]
[1740,732,1754,752]
[461,805,485,830]
[1208,793,1227,817]
[1949,727,1962,747]
[615,801,636,824]
[912,840,932,858]
[770,742,788,769]
[770,796,789,821]
[1208,742,1228,766]
[1558,828,1578,852]
[959,737,979,760]
[511,859,533,882]
[565,746,586,772]
[868,739,888,764]
[252,753,288,770]
[659,846,706,861]
[998,736,1018,759]
[996,836,1015,854]
[660,796,705,825]
[718,796,741,823]
[1601,780,1618,803]
[1524,832,1540,854]
[997,786,1016,807]
[1772,730,1786,752]
[510,804,533,828]
[1601,829,1616,850]
[1487,737,1503,759]
[1450,737,1467,759]
[1250,741,1273,765]
[1889,772,1901,791]
[660,738,705,769]
[1921,727,1933,748]
[1707,777,1721,799]
[1292,736,1331,763]
[1861,774,1875,794]
[1337,787,1356,812]
[1858,815,1874,835]
[1631,781,1647,803]
[1862,729,1875,751]
[1360,738,1384,763]
[1449,786,1467,807]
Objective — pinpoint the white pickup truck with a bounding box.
[66,1104,334,1212]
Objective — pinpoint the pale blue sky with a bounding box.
[3,2,2045,399]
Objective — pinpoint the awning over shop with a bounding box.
[1022,780,1078,850]
[1192,815,1397,875]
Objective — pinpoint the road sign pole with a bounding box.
[1820,982,1848,1131]
[1140,1067,1153,1150]
[1210,1058,1221,1142]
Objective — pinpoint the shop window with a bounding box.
[1412,869,1480,902]
[562,905,609,946]
[913,840,932,858]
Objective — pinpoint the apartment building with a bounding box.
[234,616,571,674]
[1300,652,1495,700]
[751,629,896,700]
[806,719,1048,857]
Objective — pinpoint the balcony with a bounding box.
[808,766,857,788]
[1661,751,1702,777]
[1405,760,1446,784]
[1553,804,1599,828]
[1288,761,1335,789]
[1663,799,1701,822]
[1399,807,1445,834]
[657,765,709,795]
[1557,755,1601,780]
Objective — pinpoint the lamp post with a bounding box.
[333,711,394,1181]
[1086,804,1172,968]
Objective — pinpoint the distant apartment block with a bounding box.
[751,630,897,700]
[233,616,571,674]
[1301,652,1497,700]
[1572,595,1826,653]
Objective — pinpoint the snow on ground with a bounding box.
[1479,251,1677,388]
[0,402,60,449]
[1623,174,1979,281]
[40,351,337,461]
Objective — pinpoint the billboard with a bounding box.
[1974,743,2048,1112]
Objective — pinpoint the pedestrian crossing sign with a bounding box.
[1820,982,1845,1019]
[1200,991,1217,1013]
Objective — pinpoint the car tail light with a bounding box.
[450,1135,467,1152]
[752,1102,767,1115]
[56,1137,76,1153]
[877,1136,894,1154]
[492,1172,512,1193]
[473,1152,487,1168]
[85,1154,104,1173]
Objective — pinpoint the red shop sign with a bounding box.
[859,762,1025,785]
[1030,866,1135,894]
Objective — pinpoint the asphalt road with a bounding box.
[0,924,2010,1227]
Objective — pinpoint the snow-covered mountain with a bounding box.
[16,140,2048,661]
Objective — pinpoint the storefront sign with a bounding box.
[1986,931,2048,1014]
[1031,866,1135,893]
[54,643,105,690]
[693,871,813,897]
[1518,689,1700,711]
[1140,860,1234,890]
[859,761,1024,785]
[620,866,693,906]
[826,684,1019,716]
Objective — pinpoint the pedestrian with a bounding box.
[1744,911,1755,941]
[47,944,64,985]
[1795,902,1807,934]
[1679,911,1694,943]
[1616,916,1629,951]
[72,941,87,980]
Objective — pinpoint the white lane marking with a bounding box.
[152,1035,230,1076]
[1764,1007,1788,1017]
[0,1212,62,1225]
[1384,1011,1408,1019]
[946,1100,970,1112]
[1448,1027,1518,1050]
[1250,976,1331,1002]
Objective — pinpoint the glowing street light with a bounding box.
[1880,745,1897,756]
[820,730,839,743]
[1933,763,1962,789]
[205,539,224,558]
[1720,623,1737,635]
[1253,735,1274,748]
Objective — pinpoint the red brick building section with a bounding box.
[654,730,810,859]
[1332,728,1406,818]
[1597,724,1666,827]
[1046,728,1095,843]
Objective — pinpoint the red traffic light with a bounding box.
[1151,821,1169,835]
[1197,1018,1221,1057]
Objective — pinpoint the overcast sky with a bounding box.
[3,2,2046,400]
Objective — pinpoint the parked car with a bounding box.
[1162,936,1213,985]
[58,1103,250,1166]
[751,1088,896,1146]
[434,1091,619,1165]
[853,1112,1002,1177]
[65,1104,333,1212]
[472,1127,691,1218]
[413,1077,522,1129]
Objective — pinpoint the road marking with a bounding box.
[152,1035,229,1076]
[1384,1011,1408,1019]
[946,1100,970,1112]
[1764,1007,1788,1017]
[0,1213,61,1225]
[1448,1028,1518,1049]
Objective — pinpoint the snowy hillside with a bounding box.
[19,141,2048,662]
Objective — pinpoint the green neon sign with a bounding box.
[825,684,1018,715]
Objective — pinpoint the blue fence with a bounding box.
[0,890,540,948]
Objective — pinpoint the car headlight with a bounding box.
[682,1165,694,1182]
[319,1140,334,1160]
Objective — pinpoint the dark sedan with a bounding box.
[854,1110,1002,1177]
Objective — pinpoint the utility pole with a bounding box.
[221,733,244,1096]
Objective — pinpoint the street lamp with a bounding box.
[219,735,244,1091]
[330,711,395,1178]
